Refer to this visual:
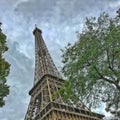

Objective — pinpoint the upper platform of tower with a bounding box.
[33,26,42,35]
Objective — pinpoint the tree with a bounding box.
[61,13,120,118]
[0,23,10,107]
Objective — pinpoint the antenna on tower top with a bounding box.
[35,24,37,28]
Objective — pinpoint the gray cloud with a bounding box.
[15,0,120,22]
[0,40,34,120]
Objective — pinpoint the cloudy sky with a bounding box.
[0,0,120,120]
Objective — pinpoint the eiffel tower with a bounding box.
[24,27,104,120]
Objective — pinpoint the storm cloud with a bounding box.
[0,0,120,119]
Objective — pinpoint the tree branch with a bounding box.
[93,65,120,91]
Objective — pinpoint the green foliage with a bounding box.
[62,13,120,117]
[0,26,10,107]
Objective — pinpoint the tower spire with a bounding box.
[35,24,37,28]
[33,27,61,85]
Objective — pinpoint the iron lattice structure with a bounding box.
[24,27,104,120]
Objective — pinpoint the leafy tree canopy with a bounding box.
[61,13,120,118]
[0,23,10,107]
